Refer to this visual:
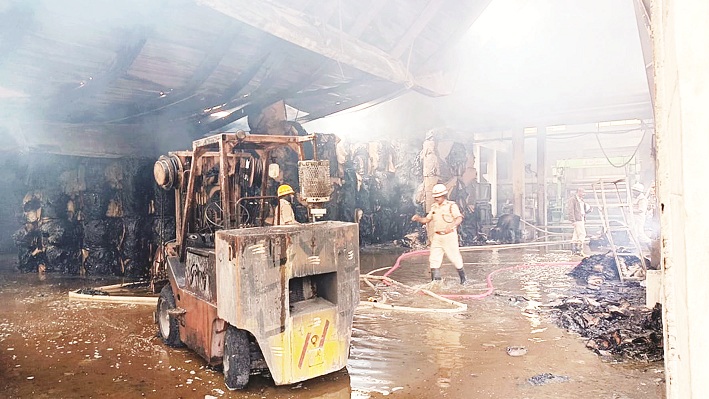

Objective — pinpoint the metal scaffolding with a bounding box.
[591,178,646,282]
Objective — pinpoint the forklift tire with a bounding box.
[157,285,182,347]
[223,325,250,390]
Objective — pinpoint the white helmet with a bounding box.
[432,183,448,198]
[631,182,645,192]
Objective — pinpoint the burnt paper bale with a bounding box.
[82,191,110,220]
[13,224,40,248]
[569,253,621,282]
[117,159,154,216]
[42,189,69,220]
[548,284,663,362]
[118,217,149,277]
[119,217,148,252]
[14,226,43,272]
[150,216,176,245]
[337,165,357,222]
[83,219,121,248]
[316,133,339,176]
[488,213,521,244]
[150,184,176,216]
[83,246,122,275]
[39,219,79,247]
[16,246,47,273]
[45,245,80,274]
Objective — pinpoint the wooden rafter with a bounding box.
[52,27,148,109]
[0,4,35,65]
[348,0,386,38]
[632,0,654,108]
[105,22,244,123]
[201,64,327,133]
[197,0,448,96]
[310,1,340,28]
[296,82,404,123]
[390,0,445,58]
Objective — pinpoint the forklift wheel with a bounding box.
[157,285,183,347]
[223,325,250,390]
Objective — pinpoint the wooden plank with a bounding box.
[348,1,386,38]
[50,27,148,107]
[390,0,445,58]
[197,0,447,96]
[9,122,153,158]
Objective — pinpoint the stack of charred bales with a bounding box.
[10,129,481,274]
[545,253,663,362]
[13,154,171,276]
[315,133,420,245]
[314,129,482,247]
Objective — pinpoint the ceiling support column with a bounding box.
[536,126,547,227]
[512,128,525,217]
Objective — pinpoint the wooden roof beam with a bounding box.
[348,0,386,38]
[197,0,447,96]
[390,0,445,59]
[632,0,654,108]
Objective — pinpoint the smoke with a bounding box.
[305,0,651,137]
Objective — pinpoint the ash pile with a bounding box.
[543,252,663,362]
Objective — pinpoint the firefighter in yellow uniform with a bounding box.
[411,183,467,284]
[275,184,298,225]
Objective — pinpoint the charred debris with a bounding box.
[542,252,663,362]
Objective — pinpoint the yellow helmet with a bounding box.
[277,184,295,197]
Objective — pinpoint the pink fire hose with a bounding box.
[381,249,578,300]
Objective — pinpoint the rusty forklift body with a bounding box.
[153,132,359,389]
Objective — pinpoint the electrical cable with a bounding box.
[594,123,649,168]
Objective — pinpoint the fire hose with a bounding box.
[359,241,579,312]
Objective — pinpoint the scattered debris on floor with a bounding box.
[569,252,648,283]
[506,346,527,357]
[541,253,663,362]
[527,373,570,386]
[75,287,109,296]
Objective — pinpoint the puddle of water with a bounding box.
[0,250,665,399]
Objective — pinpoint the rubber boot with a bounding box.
[571,243,579,255]
[457,268,467,285]
[431,268,442,281]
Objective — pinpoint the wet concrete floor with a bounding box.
[0,247,665,399]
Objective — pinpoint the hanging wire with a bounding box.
[594,123,649,168]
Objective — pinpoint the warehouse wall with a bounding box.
[0,154,26,254]
[653,0,709,397]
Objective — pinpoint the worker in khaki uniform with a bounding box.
[631,182,650,244]
[411,183,467,284]
[275,184,298,225]
[566,187,589,257]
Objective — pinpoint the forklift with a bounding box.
[151,131,359,390]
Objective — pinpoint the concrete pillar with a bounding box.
[512,128,525,217]
[653,0,709,397]
[488,148,498,217]
[473,144,481,184]
[536,127,547,227]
